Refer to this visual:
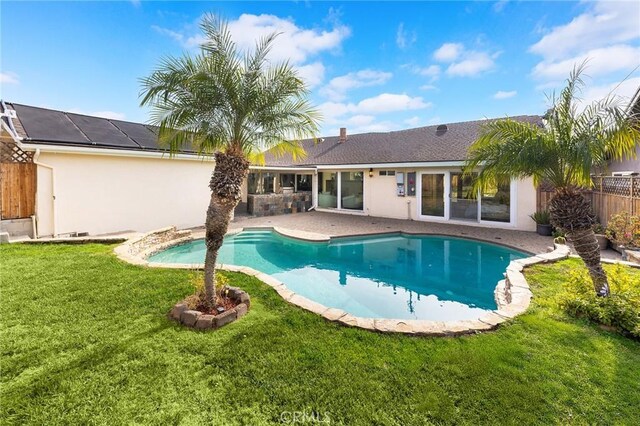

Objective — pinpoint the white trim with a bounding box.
[315,207,366,216]
[415,169,518,228]
[249,165,316,171]
[32,149,57,237]
[477,178,516,227]
[19,143,212,162]
[316,161,465,170]
[416,171,449,220]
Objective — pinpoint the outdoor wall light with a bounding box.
[369,168,374,178]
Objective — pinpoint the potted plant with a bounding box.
[593,223,608,251]
[530,210,552,236]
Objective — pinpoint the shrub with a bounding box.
[605,212,640,248]
[558,265,640,338]
[530,210,551,225]
[185,271,230,309]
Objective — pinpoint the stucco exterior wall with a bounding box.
[361,168,536,231]
[607,145,640,173]
[35,152,214,236]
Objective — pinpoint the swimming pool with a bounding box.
[149,230,527,321]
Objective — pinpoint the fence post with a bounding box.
[598,176,603,223]
[632,176,636,216]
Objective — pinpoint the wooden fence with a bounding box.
[537,176,640,227]
[0,141,36,220]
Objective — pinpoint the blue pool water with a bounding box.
[149,230,527,321]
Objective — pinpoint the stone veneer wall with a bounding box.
[247,191,312,217]
[120,226,192,263]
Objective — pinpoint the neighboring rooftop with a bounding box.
[263,115,542,166]
[2,102,195,153]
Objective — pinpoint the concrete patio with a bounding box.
[225,211,551,254]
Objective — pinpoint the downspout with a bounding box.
[32,149,57,238]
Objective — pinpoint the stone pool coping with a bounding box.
[115,225,573,336]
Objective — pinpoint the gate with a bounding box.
[0,141,36,219]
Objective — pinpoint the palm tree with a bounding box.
[140,14,320,310]
[464,64,639,297]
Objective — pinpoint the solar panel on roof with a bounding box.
[66,113,140,149]
[12,104,89,143]
[111,120,197,153]
[110,120,163,150]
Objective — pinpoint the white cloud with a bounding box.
[295,62,325,89]
[433,43,464,62]
[320,69,392,101]
[532,45,640,81]
[493,1,509,13]
[446,51,495,77]
[346,115,375,127]
[153,13,351,98]
[406,64,440,83]
[416,65,441,78]
[420,84,437,91]
[577,76,640,111]
[493,90,517,99]
[396,22,416,50]
[0,72,19,85]
[180,13,351,65]
[69,109,126,120]
[404,116,421,127]
[530,1,640,61]
[151,25,184,44]
[356,93,431,114]
[431,43,496,77]
[318,93,431,122]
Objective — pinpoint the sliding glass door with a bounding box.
[449,172,477,221]
[318,172,337,208]
[421,173,445,217]
[340,172,364,210]
[317,171,364,211]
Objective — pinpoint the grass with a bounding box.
[1,244,639,425]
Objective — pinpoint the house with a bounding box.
[242,118,541,232]
[0,101,541,238]
[1,102,214,238]
[607,87,640,174]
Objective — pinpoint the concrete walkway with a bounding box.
[223,211,551,254]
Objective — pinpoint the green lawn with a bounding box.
[1,244,639,425]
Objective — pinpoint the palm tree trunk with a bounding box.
[548,188,610,297]
[202,150,250,309]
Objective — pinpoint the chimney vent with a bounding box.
[339,127,347,143]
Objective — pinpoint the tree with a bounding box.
[140,14,320,309]
[464,64,639,297]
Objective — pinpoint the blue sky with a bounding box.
[1,1,639,136]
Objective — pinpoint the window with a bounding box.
[296,174,312,191]
[407,172,416,196]
[247,172,275,194]
[450,172,478,221]
[379,171,387,176]
[341,171,364,210]
[280,173,295,189]
[481,179,511,222]
[378,170,396,176]
[318,172,337,208]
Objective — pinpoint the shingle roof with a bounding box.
[6,103,194,153]
[5,102,541,165]
[263,115,542,166]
